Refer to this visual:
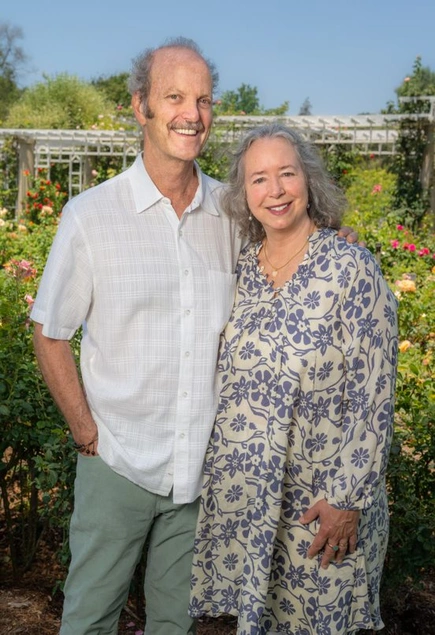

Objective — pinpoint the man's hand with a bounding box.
[338,226,360,244]
[299,499,360,569]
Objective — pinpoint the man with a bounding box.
[32,37,356,634]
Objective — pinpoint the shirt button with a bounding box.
[179,230,183,236]
[185,309,191,316]
[184,269,189,276]
[185,351,190,357]
[183,392,188,398]
[180,433,185,439]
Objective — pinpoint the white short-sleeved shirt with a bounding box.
[31,154,243,503]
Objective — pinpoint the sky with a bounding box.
[3,0,434,116]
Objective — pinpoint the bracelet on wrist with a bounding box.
[73,435,98,455]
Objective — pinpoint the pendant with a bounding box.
[259,265,265,273]
[271,270,278,278]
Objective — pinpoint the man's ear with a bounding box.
[132,92,146,126]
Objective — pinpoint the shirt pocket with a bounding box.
[207,270,237,334]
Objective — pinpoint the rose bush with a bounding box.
[0,201,76,580]
[344,169,435,588]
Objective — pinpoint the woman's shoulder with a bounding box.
[316,227,379,270]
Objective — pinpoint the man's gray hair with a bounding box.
[222,123,348,243]
[128,36,219,107]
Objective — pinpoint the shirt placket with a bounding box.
[173,213,195,501]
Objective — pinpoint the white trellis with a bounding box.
[1,107,434,217]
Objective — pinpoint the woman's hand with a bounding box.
[299,499,360,569]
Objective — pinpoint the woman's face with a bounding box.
[244,137,310,238]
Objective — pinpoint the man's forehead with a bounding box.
[150,48,212,89]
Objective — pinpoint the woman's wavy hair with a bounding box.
[128,36,219,112]
[222,123,348,243]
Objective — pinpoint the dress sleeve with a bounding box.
[30,201,93,340]
[326,248,398,510]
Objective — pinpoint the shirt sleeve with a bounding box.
[30,201,94,340]
[326,248,398,511]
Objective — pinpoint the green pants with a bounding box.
[60,455,199,635]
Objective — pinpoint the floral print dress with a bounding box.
[189,229,398,635]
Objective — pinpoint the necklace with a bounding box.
[263,236,309,279]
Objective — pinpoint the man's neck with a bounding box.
[143,151,198,219]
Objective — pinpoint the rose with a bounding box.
[395,279,416,293]
[398,340,412,353]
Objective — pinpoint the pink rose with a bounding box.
[418,247,430,256]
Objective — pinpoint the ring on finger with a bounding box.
[327,542,339,552]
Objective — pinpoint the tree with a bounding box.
[298,97,312,116]
[92,72,131,108]
[396,56,435,99]
[217,83,260,114]
[385,57,435,224]
[0,22,28,123]
[214,83,288,116]
[5,74,114,129]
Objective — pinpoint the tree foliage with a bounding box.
[298,97,312,116]
[214,83,288,116]
[5,73,114,129]
[395,56,435,99]
[384,57,435,226]
[91,71,131,108]
[0,22,28,123]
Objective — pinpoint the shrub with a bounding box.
[5,74,116,130]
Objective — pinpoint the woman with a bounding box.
[189,124,398,634]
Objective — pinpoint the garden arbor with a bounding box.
[0,107,434,217]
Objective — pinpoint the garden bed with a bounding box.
[0,530,434,635]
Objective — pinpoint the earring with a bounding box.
[307,203,311,210]
[248,214,253,222]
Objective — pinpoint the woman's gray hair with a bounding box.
[128,37,219,109]
[222,123,348,243]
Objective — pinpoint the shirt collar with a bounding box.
[128,153,221,217]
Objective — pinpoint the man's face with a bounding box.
[134,48,213,165]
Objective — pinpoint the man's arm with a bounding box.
[33,323,98,452]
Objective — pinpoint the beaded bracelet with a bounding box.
[73,435,98,456]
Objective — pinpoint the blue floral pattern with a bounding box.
[189,229,398,634]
